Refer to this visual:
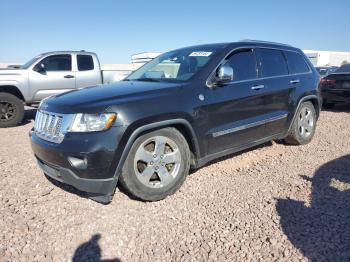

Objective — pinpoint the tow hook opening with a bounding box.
[68,156,88,170]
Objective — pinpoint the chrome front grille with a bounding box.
[34,111,65,143]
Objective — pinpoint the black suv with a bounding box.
[30,41,321,203]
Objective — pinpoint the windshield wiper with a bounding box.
[133,78,161,82]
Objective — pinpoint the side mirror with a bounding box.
[34,63,46,73]
[216,65,234,84]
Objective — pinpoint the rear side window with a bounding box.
[284,51,310,74]
[224,49,257,81]
[77,55,94,71]
[258,49,288,77]
[39,55,72,71]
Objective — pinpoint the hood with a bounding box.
[0,69,27,75]
[44,80,183,113]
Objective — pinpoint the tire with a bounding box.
[284,101,317,145]
[119,127,191,201]
[0,92,25,128]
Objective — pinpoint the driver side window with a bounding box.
[224,49,258,82]
[36,55,72,71]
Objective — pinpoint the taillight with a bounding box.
[320,78,336,85]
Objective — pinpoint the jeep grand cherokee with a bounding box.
[30,41,321,203]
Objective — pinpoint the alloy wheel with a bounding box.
[0,101,17,122]
[297,106,314,138]
[134,136,182,188]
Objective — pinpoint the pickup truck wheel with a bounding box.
[119,127,190,201]
[284,101,316,145]
[0,93,24,128]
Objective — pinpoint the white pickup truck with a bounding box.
[0,51,130,127]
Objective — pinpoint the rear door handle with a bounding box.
[251,84,265,90]
[64,75,75,79]
[290,79,300,84]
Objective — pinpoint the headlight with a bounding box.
[70,113,117,132]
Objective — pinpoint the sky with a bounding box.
[0,0,349,64]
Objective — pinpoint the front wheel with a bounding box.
[119,127,190,201]
[0,93,25,128]
[284,101,317,145]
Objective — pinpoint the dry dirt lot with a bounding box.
[0,107,349,261]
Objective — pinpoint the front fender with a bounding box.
[0,79,29,101]
[109,118,199,186]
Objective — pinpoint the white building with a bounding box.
[131,52,162,65]
[303,50,350,67]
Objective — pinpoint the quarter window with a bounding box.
[224,49,257,81]
[258,49,288,77]
[38,55,72,71]
[77,55,94,71]
[285,51,310,74]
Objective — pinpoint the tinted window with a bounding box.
[285,51,310,74]
[77,55,94,71]
[258,49,288,77]
[224,49,257,81]
[39,55,72,71]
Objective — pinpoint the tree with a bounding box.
[341,60,348,65]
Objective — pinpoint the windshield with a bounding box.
[127,47,218,82]
[328,67,338,74]
[20,54,44,69]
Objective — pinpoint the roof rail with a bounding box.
[239,39,292,47]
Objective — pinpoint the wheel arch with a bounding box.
[304,96,320,119]
[0,85,25,101]
[287,94,320,134]
[113,119,200,180]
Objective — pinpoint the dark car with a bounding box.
[316,66,339,77]
[320,63,350,107]
[30,41,321,203]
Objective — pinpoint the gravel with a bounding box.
[0,106,349,261]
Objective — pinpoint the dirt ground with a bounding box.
[0,106,349,261]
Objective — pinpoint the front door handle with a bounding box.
[290,79,300,84]
[64,75,75,79]
[251,84,265,90]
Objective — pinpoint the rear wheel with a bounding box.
[119,127,190,201]
[0,93,24,128]
[285,101,316,145]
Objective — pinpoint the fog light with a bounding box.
[68,156,87,170]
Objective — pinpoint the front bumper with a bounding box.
[30,126,127,197]
[36,157,115,195]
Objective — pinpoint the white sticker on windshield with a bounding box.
[189,52,212,57]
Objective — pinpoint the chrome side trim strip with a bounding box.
[212,114,288,138]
